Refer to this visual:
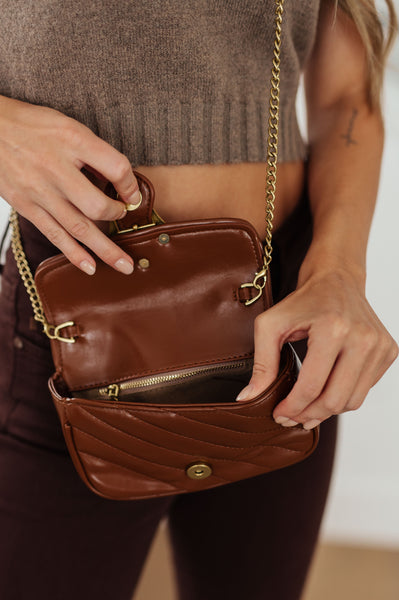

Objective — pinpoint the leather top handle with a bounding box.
[106,170,157,232]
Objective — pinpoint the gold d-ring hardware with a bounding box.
[240,261,268,307]
[43,321,76,343]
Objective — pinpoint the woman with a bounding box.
[0,1,397,599]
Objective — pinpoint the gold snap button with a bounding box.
[158,233,170,244]
[138,258,150,269]
[186,462,212,480]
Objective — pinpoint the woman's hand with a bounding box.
[236,263,398,429]
[235,2,399,428]
[0,95,140,275]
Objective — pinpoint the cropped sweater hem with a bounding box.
[95,98,306,167]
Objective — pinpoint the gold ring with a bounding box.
[117,191,143,211]
[126,194,142,210]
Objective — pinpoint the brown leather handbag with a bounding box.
[9,0,319,500]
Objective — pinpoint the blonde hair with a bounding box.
[335,0,398,109]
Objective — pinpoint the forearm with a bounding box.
[300,98,384,290]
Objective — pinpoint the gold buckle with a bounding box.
[114,221,156,234]
[112,208,164,235]
[43,321,76,343]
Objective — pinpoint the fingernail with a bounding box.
[303,419,321,430]
[275,416,298,427]
[236,384,255,402]
[280,419,298,427]
[117,205,128,220]
[80,260,96,275]
[114,258,134,275]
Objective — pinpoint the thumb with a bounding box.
[236,314,281,402]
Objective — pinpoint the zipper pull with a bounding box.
[106,384,120,401]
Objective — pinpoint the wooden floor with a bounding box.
[303,542,399,600]
[133,521,399,600]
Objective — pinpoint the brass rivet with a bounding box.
[186,462,212,480]
[158,233,170,244]
[138,258,150,269]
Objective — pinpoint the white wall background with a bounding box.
[0,3,398,549]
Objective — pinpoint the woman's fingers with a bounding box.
[236,310,282,402]
[20,188,133,275]
[273,314,397,428]
[345,340,398,410]
[51,169,138,272]
[0,99,142,273]
[294,340,391,428]
[235,267,398,430]
[272,326,343,423]
[22,203,99,274]
[58,167,128,223]
[47,196,134,274]
[64,119,141,205]
[290,347,367,426]
[306,322,397,426]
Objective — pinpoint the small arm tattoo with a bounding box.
[341,108,359,146]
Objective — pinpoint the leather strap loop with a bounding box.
[108,170,156,229]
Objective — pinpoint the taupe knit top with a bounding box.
[0,0,320,165]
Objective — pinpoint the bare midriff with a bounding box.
[135,160,306,239]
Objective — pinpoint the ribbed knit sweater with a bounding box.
[0,0,320,166]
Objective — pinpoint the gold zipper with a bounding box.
[84,360,252,402]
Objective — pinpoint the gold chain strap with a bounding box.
[8,0,284,327]
[9,209,48,330]
[264,0,284,268]
[9,209,75,341]
[239,0,284,305]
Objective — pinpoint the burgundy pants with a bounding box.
[0,193,337,600]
